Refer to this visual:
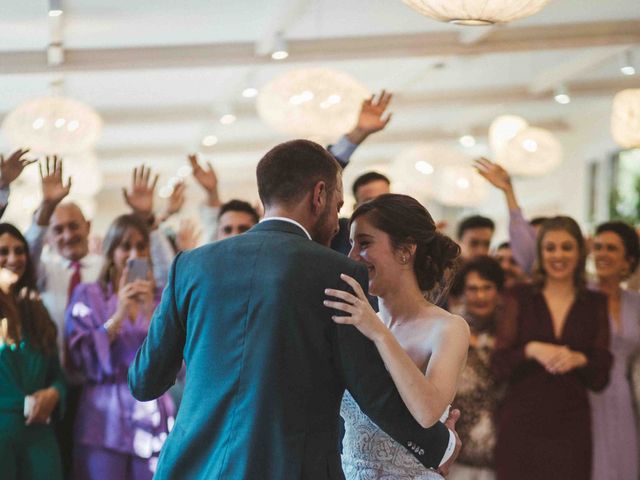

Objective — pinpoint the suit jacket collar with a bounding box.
[252,218,312,240]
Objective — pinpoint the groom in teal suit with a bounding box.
[129,139,458,479]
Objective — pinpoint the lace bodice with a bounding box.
[340,391,443,480]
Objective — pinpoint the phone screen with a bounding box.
[126,258,149,283]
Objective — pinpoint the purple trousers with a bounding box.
[73,444,156,480]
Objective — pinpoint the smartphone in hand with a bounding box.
[126,258,150,284]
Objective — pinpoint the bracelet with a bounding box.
[103,317,118,334]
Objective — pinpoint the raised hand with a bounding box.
[473,157,512,191]
[324,273,387,343]
[0,148,37,188]
[39,155,72,205]
[347,89,393,144]
[159,181,186,222]
[176,219,201,251]
[188,154,220,206]
[474,157,521,211]
[123,165,158,218]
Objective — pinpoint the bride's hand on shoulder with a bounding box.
[324,273,388,343]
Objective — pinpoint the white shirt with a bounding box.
[38,249,103,352]
[259,217,312,240]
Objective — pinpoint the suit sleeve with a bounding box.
[128,252,186,401]
[333,262,449,469]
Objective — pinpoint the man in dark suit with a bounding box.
[128,139,459,479]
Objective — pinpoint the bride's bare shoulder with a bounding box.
[424,305,470,341]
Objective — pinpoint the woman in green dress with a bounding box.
[0,223,66,480]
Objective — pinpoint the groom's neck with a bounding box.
[263,206,315,238]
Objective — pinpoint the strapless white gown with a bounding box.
[340,391,444,480]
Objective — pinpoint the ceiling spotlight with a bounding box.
[49,0,63,16]
[32,117,45,130]
[456,177,471,189]
[219,114,237,125]
[522,139,538,153]
[415,160,434,175]
[177,165,192,177]
[554,85,571,105]
[620,51,636,76]
[459,134,476,148]
[159,185,173,199]
[202,135,218,147]
[271,33,289,61]
[242,87,258,98]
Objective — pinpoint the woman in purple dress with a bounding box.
[66,214,175,480]
[589,221,640,480]
[492,216,612,480]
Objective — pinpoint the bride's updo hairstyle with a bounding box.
[350,193,460,299]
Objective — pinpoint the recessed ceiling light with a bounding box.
[415,161,434,175]
[242,87,258,98]
[459,135,476,148]
[202,135,218,147]
[220,114,236,125]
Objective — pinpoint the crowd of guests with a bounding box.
[0,89,638,480]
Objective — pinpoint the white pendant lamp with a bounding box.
[402,0,551,25]
[2,96,102,155]
[256,68,369,138]
[611,89,640,149]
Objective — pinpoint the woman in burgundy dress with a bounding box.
[492,216,612,480]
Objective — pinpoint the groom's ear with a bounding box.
[311,180,327,214]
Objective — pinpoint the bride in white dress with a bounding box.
[324,194,469,479]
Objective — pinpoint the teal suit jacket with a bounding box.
[129,220,449,479]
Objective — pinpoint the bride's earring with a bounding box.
[401,255,408,264]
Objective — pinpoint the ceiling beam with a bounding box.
[529,45,632,94]
[95,118,569,161]
[1,20,639,75]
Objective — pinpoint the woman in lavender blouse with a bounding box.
[590,221,640,480]
[66,214,175,480]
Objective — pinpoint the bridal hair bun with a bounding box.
[417,230,460,293]
[350,193,460,295]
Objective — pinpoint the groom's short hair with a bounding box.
[257,139,341,207]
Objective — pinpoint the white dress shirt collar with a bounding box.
[259,217,312,240]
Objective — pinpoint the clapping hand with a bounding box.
[40,155,72,205]
[0,148,37,188]
[188,154,220,207]
[324,274,387,343]
[526,341,586,374]
[25,387,59,425]
[123,165,158,219]
[544,346,587,374]
[347,90,393,145]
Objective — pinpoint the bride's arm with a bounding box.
[325,274,469,428]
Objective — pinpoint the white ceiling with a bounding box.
[0,0,639,234]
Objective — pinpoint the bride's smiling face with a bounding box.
[348,214,406,296]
